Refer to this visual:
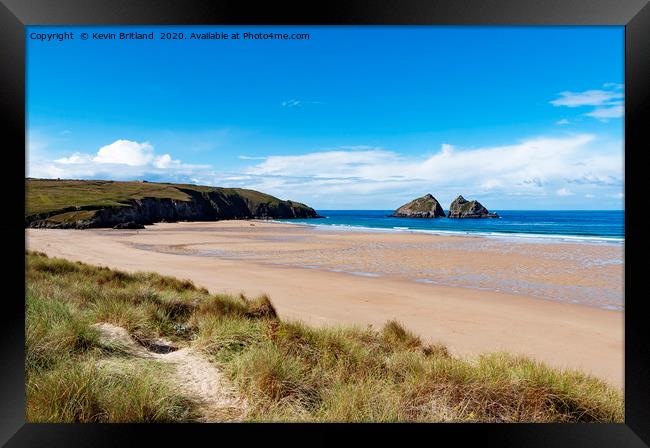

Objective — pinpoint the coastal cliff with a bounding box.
[26,179,321,229]
[391,194,445,218]
[447,195,499,218]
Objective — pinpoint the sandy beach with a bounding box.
[26,221,624,387]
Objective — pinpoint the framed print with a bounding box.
[1,0,648,446]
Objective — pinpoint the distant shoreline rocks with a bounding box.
[113,221,145,230]
[391,194,499,219]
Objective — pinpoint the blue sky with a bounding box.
[27,26,624,210]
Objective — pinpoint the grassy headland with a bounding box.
[25,178,319,227]
[26,251,623,422]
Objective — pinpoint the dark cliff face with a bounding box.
[447,195,499,219]
[26,187,321,229]
[390,194,445,218]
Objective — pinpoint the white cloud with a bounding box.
[230,134,623,208]
[282,99,301,107]
[585,105,624,120]
[556,188,574,196]
[602,82,624,90]
[440,143,454,155]
[247,135,600,184]
[28,134,624,209]
[585,193,595,198]
[29,139,206,180]
[555,119,570,125]
[246,149,400,179]
[55,153,92,164]
[153,154,182,169]
[281,99,322,108]
[93,140,155,166]
[550,89,622,107]
[551,85,624,121]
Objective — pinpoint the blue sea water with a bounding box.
[278,210,624,244]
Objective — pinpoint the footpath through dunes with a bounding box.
[93,323,247,422]
[26,221,624,388]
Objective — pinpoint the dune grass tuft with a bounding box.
[27,357,196,423]
[26,251,624,423]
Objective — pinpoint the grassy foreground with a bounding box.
[26,251,623,423]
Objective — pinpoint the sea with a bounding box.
[277,210,624,245]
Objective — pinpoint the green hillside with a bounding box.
[25,178,319,227]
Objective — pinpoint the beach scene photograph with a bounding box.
[25,25,624,423]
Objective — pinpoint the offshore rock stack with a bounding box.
[390,194,446,218]
[447,195,499,218]
[391,194,499,219]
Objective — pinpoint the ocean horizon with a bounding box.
[277,210,625,244]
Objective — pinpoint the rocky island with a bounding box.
[25,178,322,229]
[390,194,445,218]
[447,195,499,218]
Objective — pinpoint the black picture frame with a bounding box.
[2,0,648,446]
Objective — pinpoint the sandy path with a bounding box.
[94,323,246,422]
[28,223,623,388]
[162,348,246,422]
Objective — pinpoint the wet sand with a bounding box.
[26,221,624,387]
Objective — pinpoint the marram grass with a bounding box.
[25,251,623,423]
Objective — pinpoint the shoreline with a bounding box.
[161,219,623,311]
[26,220,624,387]
[270,218,625,245]
[130,237,623,312]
